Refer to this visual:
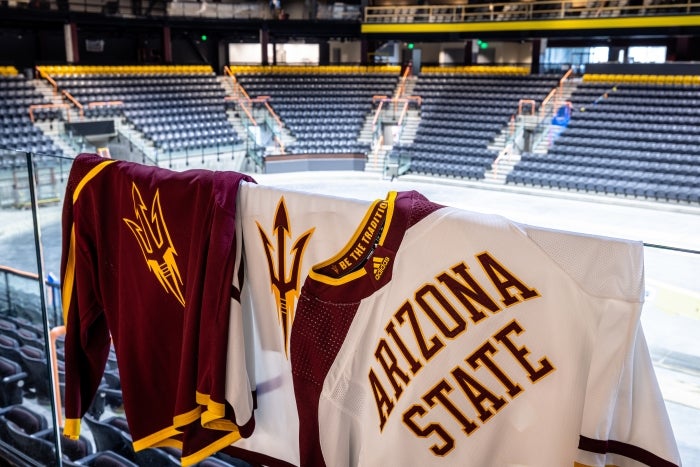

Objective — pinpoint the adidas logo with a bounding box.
[373,256,390,280]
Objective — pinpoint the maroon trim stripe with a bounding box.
[221,445,298,467]
[578,435,679,467]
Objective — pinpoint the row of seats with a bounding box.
[0,75,67,157]
[0,310,249,466]
[399,72,561,180]
[514,160,700,186]
[573,87,700,100]
[235,70,398,155]
[571,110,700,125]
[507,171,700,203]
[563,127,700,144]
[269,107,368,118]
[226,65,401,75]
[49,70,242,154]
[505,81,700,203]
[54,77,220,88]
[519,152,700,176]
[567,119,700,135]
[38,65,214,75]
[67,89,224,99]
[409,160,488,179]
[548,146,698,165]
[582,73,700,86]
[554,135,698,155]
[286,142,370,155]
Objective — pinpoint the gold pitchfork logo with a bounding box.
[257,197,314,357]
[123,182,185,307]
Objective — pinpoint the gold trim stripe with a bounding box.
[73,159,116,203]
[132,425,183,452]
[63,418,81,439]
[61,226,76,326]
[181,431,242,467]
[63,159,116,326]
[361,14,700,34]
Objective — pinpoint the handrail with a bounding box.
[540,88,558,119]
[28,103,70,123]
[0,264,39,280]
[372,94,422,153]
[224,66,287,154]
[536,68,575,122]
[508,114,516,142]
[62,90,84,119]
[397,101,410,127]
[262,101,286,154]
[396,63,413,99]
[492,143,513,177]
[50,326,66,427]
[372,133,384,163]
[559,68,574,87]
[87,100,124,108]
[224,66,253,101]
[372,99,386,127]
[262,99,283,130]
[225,96,258,126]
[273,135,285,154]
[36,66,59,94]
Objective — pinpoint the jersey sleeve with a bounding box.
[225,197,257,439]
[575,325,681,467]
[528,229,683,467]
[197,172,253,436]
[60,163,112,440]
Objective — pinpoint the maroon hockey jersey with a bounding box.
[60,153,255,465]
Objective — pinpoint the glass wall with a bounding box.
[0,151,698,465]
[0,151,252,466]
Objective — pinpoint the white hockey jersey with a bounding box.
[224,183,372,466]
[290,190,680,467]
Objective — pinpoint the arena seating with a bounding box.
[0,403,94,465]
[0,357,26,408]
[0,308,252,466]
[230,65,400,154]
[507,75,700,203]
[0,70,66,160]
[392,67,561,180]
[36,65,242,155]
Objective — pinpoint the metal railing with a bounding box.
[224,66,286,156]
[364,0,700,24]
[3,0,360,21]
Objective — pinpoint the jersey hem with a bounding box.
[180,430,242,467]
[132,425,183,452]
[63,418,81,440]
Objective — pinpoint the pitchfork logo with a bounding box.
[257,197,314,357]
[123,183,185,307]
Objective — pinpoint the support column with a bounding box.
[163,26,172,64]
[608,43,626,63]
[530,38,544,74]
[260,27,269,66]
[666,36,691,62]
[361,38,369,65]
[319,41,330,65]
[64,22,79,64]
[465,40,477,65]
